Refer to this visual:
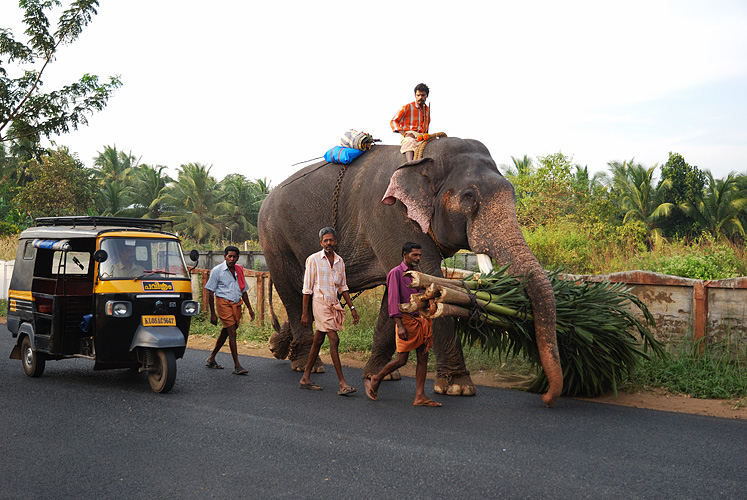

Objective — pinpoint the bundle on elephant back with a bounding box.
[404,266,666,397]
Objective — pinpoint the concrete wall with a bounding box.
[564,271,747,350]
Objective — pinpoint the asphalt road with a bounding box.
[1,326,745,500]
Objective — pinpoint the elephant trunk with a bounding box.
[468,194,563,407]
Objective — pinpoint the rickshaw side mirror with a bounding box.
[189,249,199,262]
[94,249,108,263]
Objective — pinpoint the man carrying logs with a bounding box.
[364,242,442,407]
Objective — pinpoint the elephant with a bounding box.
[258,137,563,407]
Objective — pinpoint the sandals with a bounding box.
[338,386,356,396]
[232,366,248,375]
[299,382,323,391]
[205,359,224,369]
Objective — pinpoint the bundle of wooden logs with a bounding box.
[401,270,528,328]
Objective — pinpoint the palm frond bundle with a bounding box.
[405,266,666,397]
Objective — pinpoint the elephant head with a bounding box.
[382,138,563,407]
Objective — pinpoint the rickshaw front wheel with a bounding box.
[148,349,177,393]
[21,336,45,378]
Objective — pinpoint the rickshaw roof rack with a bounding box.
[35,216,174,230]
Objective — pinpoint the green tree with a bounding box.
[0,0,122,149]
[503,155,533,201]
[15,146,96,217]
[92,145,139,215]
[126,164,172,219]
[679,171,747,240]
[608,160,674,248]
[513,152,577,228]
[247,177,271,230]
[93,144,139,182]
[220,174,256,242]
[157,162,228,243]
[657,152,706,237]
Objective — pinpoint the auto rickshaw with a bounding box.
[7,216,200,393]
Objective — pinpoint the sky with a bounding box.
[2,0,747,186]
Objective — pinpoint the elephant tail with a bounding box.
[268,276,281,332]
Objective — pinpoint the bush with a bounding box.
[630,235,746,280]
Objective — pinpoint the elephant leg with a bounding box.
[269,320,293,359]
[268,276,324,373]
[362,291,400,381]
[431,318,476,396]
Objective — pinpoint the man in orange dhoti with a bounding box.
[365,242,442,406]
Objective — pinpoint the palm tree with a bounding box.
[126,165,173,219]
[247,177,271,229]
[608,160,675,247]
[679,171,747,240]
[97,180,131,216]
[93,145,140,215]
[93,145,139,182]
[220,174,255,242]
[157,162,229,243]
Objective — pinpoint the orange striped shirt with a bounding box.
[390,101,430,134]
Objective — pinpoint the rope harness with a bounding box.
[413,132,447,160]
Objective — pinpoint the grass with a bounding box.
[624,335,747,400]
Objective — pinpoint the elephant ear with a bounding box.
[381,158,436,233]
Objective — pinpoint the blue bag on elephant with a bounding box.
[324,146,364,164]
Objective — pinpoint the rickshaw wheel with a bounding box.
[21,336,45,378]
[148,349,177,393]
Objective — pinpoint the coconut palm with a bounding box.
[679,171,747,240]
[93,145,139,182]
[126,164,173,219]
[157,162,229,243]
[97,180,131,216]
[220,173,256,242]
[608,160,675,247]
[247,177,271,229]
[93,145,140,215]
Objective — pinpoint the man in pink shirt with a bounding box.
[299,227,359,394]
[365,242,442,407]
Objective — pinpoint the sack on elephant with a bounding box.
[324,146,365,164]
[340,129,375,150]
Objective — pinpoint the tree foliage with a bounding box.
[15,146,96,217]
[0,0,122,150]
[608,160,675,248]
[679,171,747,240]
[157,162,230,243]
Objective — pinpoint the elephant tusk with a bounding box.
[476,254,494,274]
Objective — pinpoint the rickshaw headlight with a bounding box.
[181,300,199,316]
[105,301,132,317]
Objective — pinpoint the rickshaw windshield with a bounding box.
[98,238,190,280]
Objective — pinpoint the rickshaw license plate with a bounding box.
[142,315,176,327]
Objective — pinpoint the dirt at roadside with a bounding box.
[188,334,747,421]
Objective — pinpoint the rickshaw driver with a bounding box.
[105,241,146,278]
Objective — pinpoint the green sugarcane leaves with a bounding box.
[449,266,666,397]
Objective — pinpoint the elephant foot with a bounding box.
[433,374,476,396]
[290,356,325,373]
[268,323,292,359]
